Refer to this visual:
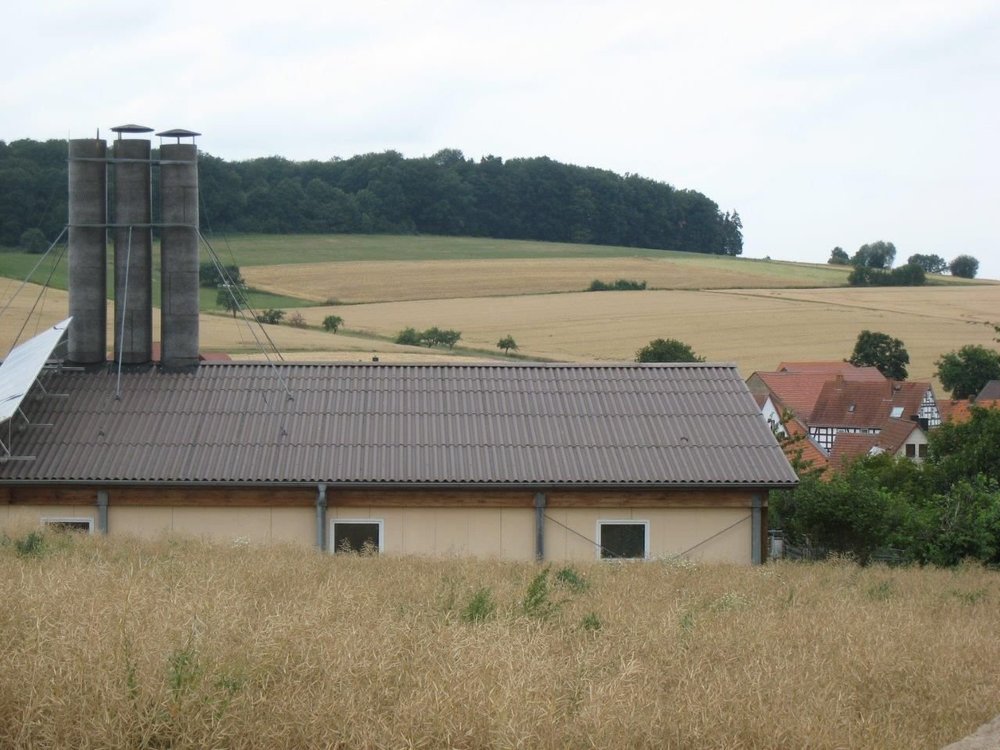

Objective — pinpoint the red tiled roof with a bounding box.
[748,367,887,424]
[779,416,830,478]
[828,419,922,471]
[873,418,922,454]
[942,399,1000,424]
[810,380,929,429]
[829,433,878,471]
[777,362,886,380]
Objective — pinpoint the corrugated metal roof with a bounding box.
[0,362,797,487]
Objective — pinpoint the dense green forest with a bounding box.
[0,139,742,255]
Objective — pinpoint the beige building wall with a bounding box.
[544,507,752,564]
[332,506,535,560]
[3,505,97,532]
[2,496,753,564]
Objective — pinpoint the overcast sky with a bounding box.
[3,0,998,278]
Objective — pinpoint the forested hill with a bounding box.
[0,139,742,256]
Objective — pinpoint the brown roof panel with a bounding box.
[0,362,798,487]
[810,380,930,429]
[748,367,887,424]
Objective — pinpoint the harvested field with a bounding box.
[5,282,999,386]
[243,256,852,304]
[1,533,999,749]
[299,285,1000,383]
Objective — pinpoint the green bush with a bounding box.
[395,327,422,346]
[589,278,646,291]
[322,315,344,333]
[461,587,496,623]
[255,309,285,325]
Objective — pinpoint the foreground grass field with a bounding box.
[1,532,998,749]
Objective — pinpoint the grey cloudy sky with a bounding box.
[3,0,998,278]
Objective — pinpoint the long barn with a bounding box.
[1,358,796,563]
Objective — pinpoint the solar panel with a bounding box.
[0,318,72,423]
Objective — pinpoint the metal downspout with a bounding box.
[96,490,109,535]
[316,483,328,551]
[534,492,546,561]
[751,494,762,565]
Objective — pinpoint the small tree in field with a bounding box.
[635,338,704,363]
[322,315,344,333]
[949,255,979,279]
[497,336,518,354]
[828,246,850,265]
[848,330,909,380]
[216,287,242,317]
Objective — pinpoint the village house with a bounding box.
[747,361,940,473]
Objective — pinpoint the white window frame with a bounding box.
[596,520,650,561]
[329,518,384,555]
[41,517,94,533]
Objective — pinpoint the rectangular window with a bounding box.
[598,521,649,560]
[918,444,928,458]
[905,444,916,458]
[41,518,93,533]
[331,519,383,555]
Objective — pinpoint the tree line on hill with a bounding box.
[828,240,980,283]
[0,139,743,256]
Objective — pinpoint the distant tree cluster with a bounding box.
[847,263,925,287]
[588,278,647,291]
[829,241,980,280]
[635,338,704,363]
[395,327,462,349]
[0,139,743,257]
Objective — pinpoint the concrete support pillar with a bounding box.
[159,143,200,369]
[751,494,763,565]
[316,483,328,551]
[96,490,109,535]
[112,138,153,365]
[67,139,107,364]
[534,492,546,561]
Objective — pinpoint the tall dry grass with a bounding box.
[2,532,999,749]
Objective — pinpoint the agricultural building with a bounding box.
[0,355,796,563]
[0,127,797,564]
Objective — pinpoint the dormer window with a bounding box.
[848,403,855,412]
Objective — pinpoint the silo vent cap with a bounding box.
[110,124,154,137]
[156,129,201,142]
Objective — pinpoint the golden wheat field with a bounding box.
[242,255,853,304]
[5,281,999,383]
[1,531,998,749]
[296,285,1000,383]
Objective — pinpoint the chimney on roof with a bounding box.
[66,125,202,370]
[158,130,201,369]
